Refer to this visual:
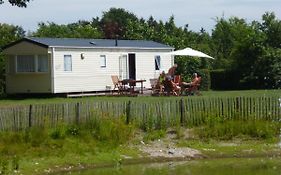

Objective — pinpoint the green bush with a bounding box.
[65,125,80,136]
[198,69,211,91]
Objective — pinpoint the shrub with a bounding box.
[65,125,80,136]
[198,69,211,91]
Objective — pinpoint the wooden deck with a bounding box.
[66,90,151,98]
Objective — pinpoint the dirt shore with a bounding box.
[135,129,203,159]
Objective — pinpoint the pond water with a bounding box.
[58,157,281,175]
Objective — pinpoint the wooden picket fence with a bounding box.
[0,96,280,131]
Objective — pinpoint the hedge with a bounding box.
[198,69,211,91]
[210,69,241,90]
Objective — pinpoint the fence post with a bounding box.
[180,98,184,125]
[76,102,80,125]
[13,108,17,131]
[126,101,131,124]
[235,97,240,119]
[28,104,32,128]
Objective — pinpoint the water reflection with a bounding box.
[57,158,281,175]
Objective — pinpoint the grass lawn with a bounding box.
[201,89,281,97]
[0,89,280,106]
[177,138,281,158]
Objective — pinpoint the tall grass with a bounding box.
[0,115,136,174]
[195,115,281,140]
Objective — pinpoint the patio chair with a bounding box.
[174,75,182,86]
[111,75,124,94]
[163,79,180,96]
[149,78,162,96]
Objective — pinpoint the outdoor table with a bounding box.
[121,79,146,94]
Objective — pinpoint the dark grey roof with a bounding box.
[4,37,173,49]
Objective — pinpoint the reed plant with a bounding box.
[0,115,137,174]
[195,115,281,140]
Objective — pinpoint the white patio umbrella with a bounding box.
[166,47,214,59]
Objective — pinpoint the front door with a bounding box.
[128,53,136,80]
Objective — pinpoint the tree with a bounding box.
[260,12,281,48]
[0,0,31,7]
[33,22,103,38]
[257,12,281,88]
[211,12,281,89]
[100,8,138,39]
[0,23,25,94]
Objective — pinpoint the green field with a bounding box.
[0,89,280,106]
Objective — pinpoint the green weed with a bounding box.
[143,129,166,142]
[195,119,280,140]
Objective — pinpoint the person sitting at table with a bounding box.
[157,71,166,93]
[182,73,199,86]
[166,64,178,81]
[182,73,201,95]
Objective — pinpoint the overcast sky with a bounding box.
[0,0,280,33]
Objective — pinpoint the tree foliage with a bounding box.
[100,8,138,39]
[34,21,103,38]
[211,13,281,89]
[0,0,31,7]
[0,23,25,94]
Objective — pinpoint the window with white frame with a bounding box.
[155,55,161,70]
[64,55,72,71]
[100,55,106,68]
[16,55,48,73]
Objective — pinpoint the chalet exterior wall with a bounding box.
[3,38,173,94]
[4,41,51,93]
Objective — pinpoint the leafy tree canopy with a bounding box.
[0,23,25,94]
[100,8,138,39]
[0,23,25,48]
[0,0,31,7]
[33,21,103,39]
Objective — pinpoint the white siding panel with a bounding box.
[53,48,172,93]
[135,52,172,88]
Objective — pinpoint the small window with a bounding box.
[16,55,35,72]
[155,55,161,70]
[100,55,106,68]
[64,55,72,71]
[37,55,48,72]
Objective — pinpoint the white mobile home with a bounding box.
[3,37,174,94]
